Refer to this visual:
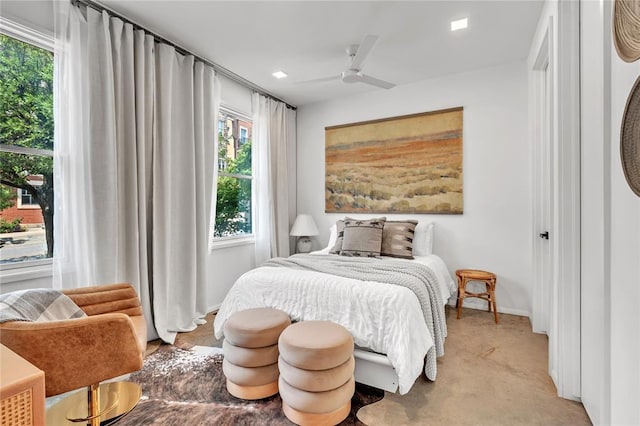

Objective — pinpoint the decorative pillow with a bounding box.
[381,220,418,259]
[329,220,345,254]
[340,217,386,257]
[413,222,435,256]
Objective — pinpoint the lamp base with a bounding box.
[296,236,312,253]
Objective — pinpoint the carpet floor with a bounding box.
[119,344,383,425]
[357,307,591,425]
[165,308,591,425]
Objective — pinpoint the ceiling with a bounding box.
[2,1,545,107]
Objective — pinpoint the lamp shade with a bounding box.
[290,214,319,237]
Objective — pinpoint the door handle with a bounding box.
[539,231,549,240]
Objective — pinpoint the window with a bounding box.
[214,109,253,238]
[17,177,43,208]
[19,189,36,207]
[239,126,248,144]
[0,24,54,265]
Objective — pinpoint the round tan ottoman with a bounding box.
[223,308,291,399]
[278,320,355,425]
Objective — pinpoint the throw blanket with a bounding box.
[0,289,86,323]
[264,254,448,381]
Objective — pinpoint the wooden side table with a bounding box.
[455,269,499,324]
[0,343,45,426]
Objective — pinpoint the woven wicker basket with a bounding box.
[621,74,640,197]
[614,0,640,62]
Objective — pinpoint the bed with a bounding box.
[213,220,456,395]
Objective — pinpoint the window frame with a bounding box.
[17,189,38,208]
[210,106,255,246]
[0,18,54,277]
[16,177,44,209]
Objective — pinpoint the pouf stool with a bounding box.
[278,320,355,426]
[222,308,291,399]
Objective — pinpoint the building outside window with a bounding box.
[239,126,248,145]
[19,189,36,207]
[0,27,54,265]
[214,109,253,238]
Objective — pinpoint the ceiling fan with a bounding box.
[301,35,396,89]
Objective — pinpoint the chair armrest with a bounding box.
[63,283,144,317]
[0,313,144,396]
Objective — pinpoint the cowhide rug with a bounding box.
[119,344,384,425]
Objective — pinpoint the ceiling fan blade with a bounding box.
[350,34,378,70]
[295,75,341,85]
[357,73,396,89]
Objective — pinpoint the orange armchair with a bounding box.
[0,283,147,425]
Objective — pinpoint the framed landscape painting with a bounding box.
[325,107,463,214]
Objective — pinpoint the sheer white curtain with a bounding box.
[53,2,219,342]
[253,93,297,265]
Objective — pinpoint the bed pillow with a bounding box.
[413,222,435,256]
[340,217,386,257]
[326,223,338,249]
[381,220,419,259]
[328,220,345,254]
[314,224,337,254]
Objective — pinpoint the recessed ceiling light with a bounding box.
[272,70,288,79]
[451,18,468,32]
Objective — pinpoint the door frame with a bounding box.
[530,1,581,401]
[531,17,553,336]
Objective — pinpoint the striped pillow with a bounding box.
[381,220,418,259]
[340,217,386,257]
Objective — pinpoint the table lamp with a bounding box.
[290,214,319,253]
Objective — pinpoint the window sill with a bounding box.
[0,259,53,284]
[209,235,255,251]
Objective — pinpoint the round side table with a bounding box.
[455,269,498,324]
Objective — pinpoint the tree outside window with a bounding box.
[214,111,252,238]
[0,33,54,262]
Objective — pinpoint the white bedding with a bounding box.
[213,253,455,395]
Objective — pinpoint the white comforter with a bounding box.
[213,254,455,394]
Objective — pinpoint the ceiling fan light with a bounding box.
[341,69,361,83]
[451,18,468,32]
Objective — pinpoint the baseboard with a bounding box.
[446,300,530,318]
[207,303,221,314]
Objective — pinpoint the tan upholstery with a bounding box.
[279,375,355,414]
[223,340,279,367]
[282,401,351,426]
[279,355,355,392]
[222,307,290,400]
[0,283,146,397]
[223,308,291,348]
[222,359,280,386]
[278,320,354,370]
[277,320,355,425]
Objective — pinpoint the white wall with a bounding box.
[297,61,532,316]
[606,4,640,423]
[1,1,53,34]
[581,0,640,424]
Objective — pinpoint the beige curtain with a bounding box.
[53,2,220,342]
[253,93,297,265]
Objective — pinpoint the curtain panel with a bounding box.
[253,94,297,265]
[53,2,219,343]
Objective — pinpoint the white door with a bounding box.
[531,34,553,338]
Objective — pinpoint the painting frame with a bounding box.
[325,107,463,214]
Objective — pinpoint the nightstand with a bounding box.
[0,343,45,426]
